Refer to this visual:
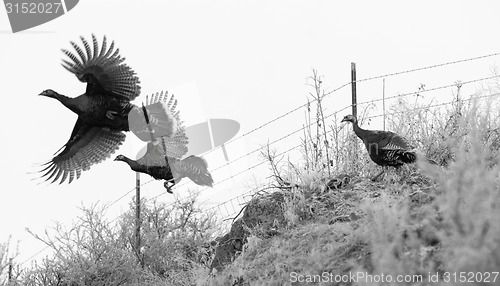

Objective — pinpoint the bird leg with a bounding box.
[371,168,385,181]
[163,182,173,194]
[106,110,118,120]
[163,179,176,194]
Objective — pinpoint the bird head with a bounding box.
[114,155,126,162]
[341,115,357,124]
[39,89,59,98]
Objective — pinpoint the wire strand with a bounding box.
[20,91,500,267]
[356,52,500,84]
[20,53,500,266]
[18,245,50,266]
[198,53,500,158]
[367,92,500,120]
[353,75,500,111]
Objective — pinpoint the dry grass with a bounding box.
[11,74,500,286]
[202,76,500,286]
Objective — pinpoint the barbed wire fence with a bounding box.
[16,52,500,268]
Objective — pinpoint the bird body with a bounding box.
[41,90,133,130]
[115,153,214,193]
[77,96,132,130]
[342,114,421,180]
[37,34,179,184]
[114,90,213,193]
[114,155,169,180]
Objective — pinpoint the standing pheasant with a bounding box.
[341,115,431,180]
[114,92,213,193]
[37,34,179,184]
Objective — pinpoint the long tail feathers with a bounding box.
[128,102,178,142]
[181,156,214,187]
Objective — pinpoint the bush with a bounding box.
[17,192,218,286]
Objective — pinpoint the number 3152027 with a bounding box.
[5,2,62,14]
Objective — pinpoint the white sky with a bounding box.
[1,0,500,266]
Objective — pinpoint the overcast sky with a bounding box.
[1,0,499,266]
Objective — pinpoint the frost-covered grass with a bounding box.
[6,76,500,286]
[203,77,500,285]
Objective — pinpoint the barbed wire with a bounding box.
[107,177,156,208]
[197,82,350,160]
[146,77,500,204]
[18,245,50,267]
[366,92,500,120]
[24,90,498,267]
[114,74,500,205]
[181,75,498,184]
[198,53,500,158]
[202,91,500,213]
[19,53,500,267]
[102,57,500,207]
[18,182,156,266]
[348,75,500,113]
[201,143,302,193]
[356,52,500,84]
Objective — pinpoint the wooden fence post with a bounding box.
[383,78,386,131]
[8,257,13,283]
[135,172,141,267]
[351,63,357,118]
[350,63,358,170]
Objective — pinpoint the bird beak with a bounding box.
[39,90,52,97]
[341,118,347,123]
[113,157,119,161]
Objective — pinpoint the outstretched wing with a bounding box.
[148,91,189,158]
[38,119,126,184]
[164,125,189,158]
[132,90,189,156]
[151,91,189,158]
[128,102,178,141]
[61,34,140,101]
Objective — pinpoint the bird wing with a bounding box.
[128,102,178,141]
[39,118,125,184]
[61,34,140,101]
[151,91,189,158]
[136,140,169,167]
[378,132,412,150]
[136,136,187,167]
[132,91,189,155]
[163,126,189,158]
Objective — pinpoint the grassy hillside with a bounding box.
[203,76,500,285]
[4,76,500,286]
